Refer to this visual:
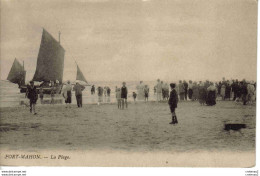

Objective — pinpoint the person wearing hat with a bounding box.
[26,81,38,115]
[168,83,178,124]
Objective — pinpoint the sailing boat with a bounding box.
[7,58,26,88]
[20,28,65,94]
[76,64,90,86]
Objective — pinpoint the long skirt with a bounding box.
[206,91,216,106]
[188,89,193,99]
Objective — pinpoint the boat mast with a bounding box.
[59,31,61,44]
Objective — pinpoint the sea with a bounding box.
[0,80,160,107]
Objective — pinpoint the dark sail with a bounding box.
[76,65,88,84]
[32,28,65,83]
[7,58,26,86]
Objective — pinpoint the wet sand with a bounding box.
[0,100,255,153]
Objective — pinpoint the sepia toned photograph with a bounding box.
[0,0,257,167]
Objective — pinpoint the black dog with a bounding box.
[224,124,246,131]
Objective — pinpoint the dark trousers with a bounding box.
[169,105,178,123]
[76,94,82,107]
[184,89,188,100]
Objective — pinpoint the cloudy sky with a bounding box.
[1,0,257,82]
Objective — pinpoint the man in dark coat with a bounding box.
[26,81,38,115]
[168,83,178,124]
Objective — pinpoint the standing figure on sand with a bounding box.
[169,83,178,124]
[198,82,207,105]
[26,81,38,115]
[178,80,185,101]
[133,92,137,102]
[188,80,193,100]
[97,86,103,103]
[144,85,149,102]
[136,81,145,101]
[206,82,217,106]
[116,88,122,109]
[91,85,95,95]
[156,79,162,102]
[121,82,128,109]
[74,82,85,108]
[62,80,72,108]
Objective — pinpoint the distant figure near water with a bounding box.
[116,88,122,109]
[144,85,149,102]
[169,83,178,124]
[121,82,128,109]
[91,85,95,95]
[156,79,162,102]
[133,92,137,102]
[97,87,103,103]
[26,81,38,115]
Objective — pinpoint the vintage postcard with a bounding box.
[0,0,257,167]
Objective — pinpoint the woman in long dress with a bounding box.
[192,82,199,101]
[220,84,226,100]
[62,81,72,108]
[206,83,217,106]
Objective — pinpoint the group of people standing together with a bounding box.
[216,79,256,105]
[173,80,218,106]
[61,81,85,108]
[154,79,170,101]
[164,78,256,106]
[91,85,112,103]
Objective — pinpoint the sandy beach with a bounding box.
[0,100,255,153]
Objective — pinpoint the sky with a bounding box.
[1,0,257,83]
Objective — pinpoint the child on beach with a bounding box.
[26,81,38,115]
[121,82,128,109]
[116,88,122,109]
[39,87,44,104]
[168,83,178,124]
[133,92,137,102]
[144,85,149,102]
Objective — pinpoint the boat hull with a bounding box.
[20,85,62,94]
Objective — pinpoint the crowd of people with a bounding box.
[25,78,256,125]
